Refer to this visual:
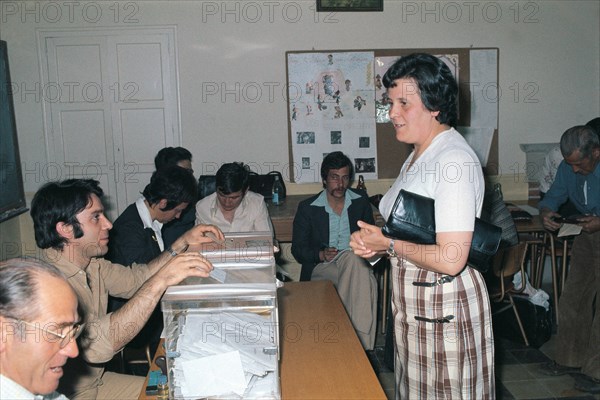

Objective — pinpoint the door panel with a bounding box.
[39,28,180,219]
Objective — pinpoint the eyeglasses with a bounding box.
[13,319,85,348]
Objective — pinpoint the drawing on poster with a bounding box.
[302,157,311,169]
[296,131,315,144]
[288,51,377,183]
[331,131,342,144]
[355,158,376,173]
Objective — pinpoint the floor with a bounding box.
[276,251,599,399]
[368,319,600,400]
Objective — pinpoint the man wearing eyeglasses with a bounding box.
[105,166,199,370]
[30,179,224,400]
[291,151,378,350]
[0,258,81,399]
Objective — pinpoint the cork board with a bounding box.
[286,48,499,181]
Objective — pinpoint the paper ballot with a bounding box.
[181,351,247,398]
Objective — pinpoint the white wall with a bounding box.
[1,0,599,196]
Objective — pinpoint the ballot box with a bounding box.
[161,232,280,399]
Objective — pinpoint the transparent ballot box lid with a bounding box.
[179,231,276,286]
[200,231,274,263]
[161,283,280,399]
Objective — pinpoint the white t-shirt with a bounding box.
[379,128,484,233]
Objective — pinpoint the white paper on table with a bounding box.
[181,350,247,398]
[557,223,582,238]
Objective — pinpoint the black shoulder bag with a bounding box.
[248,171,286,200]
[381,189,502,273]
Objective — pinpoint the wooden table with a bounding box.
[139,281,386,400]
[508,200,544,234]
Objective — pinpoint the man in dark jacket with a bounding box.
[154,147,197,249]
[292,151,377,350]
[106,166,198,362]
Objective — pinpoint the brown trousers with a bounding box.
[312,250,378,350]
[554,230,600,379]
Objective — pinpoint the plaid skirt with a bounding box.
[391,258,495,399]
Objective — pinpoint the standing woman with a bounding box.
[350,53,494,398]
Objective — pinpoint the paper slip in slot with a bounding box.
[200,232,274,263]
[209,268,227,283]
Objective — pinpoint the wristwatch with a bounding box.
[387,239,397,258]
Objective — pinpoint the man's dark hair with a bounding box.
[585,117,600,137]
[154,147,192,170]
[0,257,66,324]
[321,151,354,182]
[31,179,103,250]
[216,162,250,195]
[560,125,600,159]
[142,166,198,210]
[382,53,458,127]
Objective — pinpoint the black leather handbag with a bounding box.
[248,171,286,200]
[382,189,502,273]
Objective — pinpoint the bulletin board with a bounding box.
[285,48,499,183]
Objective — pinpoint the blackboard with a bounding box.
[0,40,27,222]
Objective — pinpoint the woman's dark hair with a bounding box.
[154,147,192,170]
[382,53,458,127]
[142,166,198,210]
[0,258,65,324]
[216,162,250,194]
[31,179,103,250]
[560,125,600,159]
[321,151,354,182]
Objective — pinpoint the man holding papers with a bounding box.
[291,151,377,350]
[538,124,600,394]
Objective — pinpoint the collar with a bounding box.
[42,248,87,279]
[135,197,163,233]
[0,374,66,400]
[310,189,360,210]
[209,192,249,219]
[0,375,35,399]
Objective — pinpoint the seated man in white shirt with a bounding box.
[106,166,199,366]
[195,162,273,234]
[0,257,81,400]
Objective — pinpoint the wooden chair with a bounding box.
[372,257,391,334]
[489,242,530,346]
[117,344,152,374]
[536,231,573,325]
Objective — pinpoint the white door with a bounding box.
[39,27,180,219]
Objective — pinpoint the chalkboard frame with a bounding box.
[0,40,27,223]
